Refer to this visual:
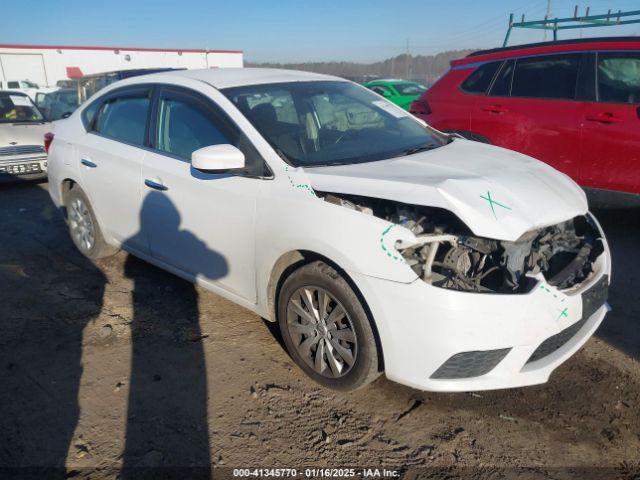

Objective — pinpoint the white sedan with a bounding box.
[46,68,611,392]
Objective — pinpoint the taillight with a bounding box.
[44,132,54,154]
[410,99,431,116]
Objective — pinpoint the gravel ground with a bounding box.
[0,182,638,479]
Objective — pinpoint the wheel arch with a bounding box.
[266,249,385,372]
[59,178,78,220]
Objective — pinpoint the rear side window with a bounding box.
[370,85,391,96]
[597,51,640,104]
[94,92,151,146]
[7,81,19,89]
[82,100,101,129]
[511,54,580,100]
[460,61,501,94]
[489,59,515,96]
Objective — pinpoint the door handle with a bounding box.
[144,179,168,191]
[81,158,97,168]
[585,112,620,124]
[481,105,508,114]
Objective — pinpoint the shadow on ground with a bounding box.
[592,207,640,362]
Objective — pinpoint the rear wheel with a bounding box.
[66,186,118,259]
[278,261,381,391]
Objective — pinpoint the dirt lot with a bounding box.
[0,182,639,479]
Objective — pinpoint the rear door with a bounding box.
[77,86,151,253]
[580,51,640,194]
[471,53,586,179]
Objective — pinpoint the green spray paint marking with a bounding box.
[480,190,511,220]
[379,224,405,263]
[539,284,569,320]
[557,306,569,321]
[284,166,315,196]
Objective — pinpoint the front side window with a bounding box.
[460,61,501,94]
[157,95,230,159]
[511,54,580,100]
[0,93,44,123]
[597,51,640,104]
[223,81,447,168]
[93,91,150,146]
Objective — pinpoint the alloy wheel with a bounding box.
[69,197,95,252]
[286,286,358,378]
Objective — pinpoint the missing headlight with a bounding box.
[322,192,603,293]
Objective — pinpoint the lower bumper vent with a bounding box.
[430,348,511,379]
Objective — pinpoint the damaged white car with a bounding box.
[47,69,611,392]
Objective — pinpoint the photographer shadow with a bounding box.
[121,191,228,477]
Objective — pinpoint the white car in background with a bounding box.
[0,80,58,102]
[0,91,49,181]
[46,69,611,392]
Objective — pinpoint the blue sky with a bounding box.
[5,0,640,62]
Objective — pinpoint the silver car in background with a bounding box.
[0,91,50,182]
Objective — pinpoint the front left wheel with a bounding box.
[277,261,381,391]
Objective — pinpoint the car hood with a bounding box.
[303,139,588,241]
[0,122,49,147]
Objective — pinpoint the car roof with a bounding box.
[121,68,344,90]
[366,79,412,84]
[0,90,28,96]
[454,36,640,67]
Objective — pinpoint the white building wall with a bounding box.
[0,45,243,86]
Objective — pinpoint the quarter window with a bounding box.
[597,51,640,104]
[93,92,151,146]
[460,61,501,94]
[511,54,580,100]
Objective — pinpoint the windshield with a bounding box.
[222,81,445,167]
[393,83,427,95]
[0,94,44,123]
[22,81,39,89]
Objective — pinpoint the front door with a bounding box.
[471,54,585,180]
[141,86,259,302]
[580,51,640,194]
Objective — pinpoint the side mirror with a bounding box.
[192,144,245,172]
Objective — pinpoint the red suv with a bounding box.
[411,37,640,200]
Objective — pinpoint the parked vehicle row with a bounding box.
[411,37,640,200]
[47,68,610,392]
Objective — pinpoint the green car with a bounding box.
[363,79,427,111]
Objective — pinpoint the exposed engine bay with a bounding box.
[323,193,604,293]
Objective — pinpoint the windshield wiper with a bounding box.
[401,143,437,156]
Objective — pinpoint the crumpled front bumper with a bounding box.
[350,220,612,392]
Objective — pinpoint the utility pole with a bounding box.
[543,0,552,41]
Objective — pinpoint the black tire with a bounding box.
[278,261,381,391]
[65,186,118,260]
